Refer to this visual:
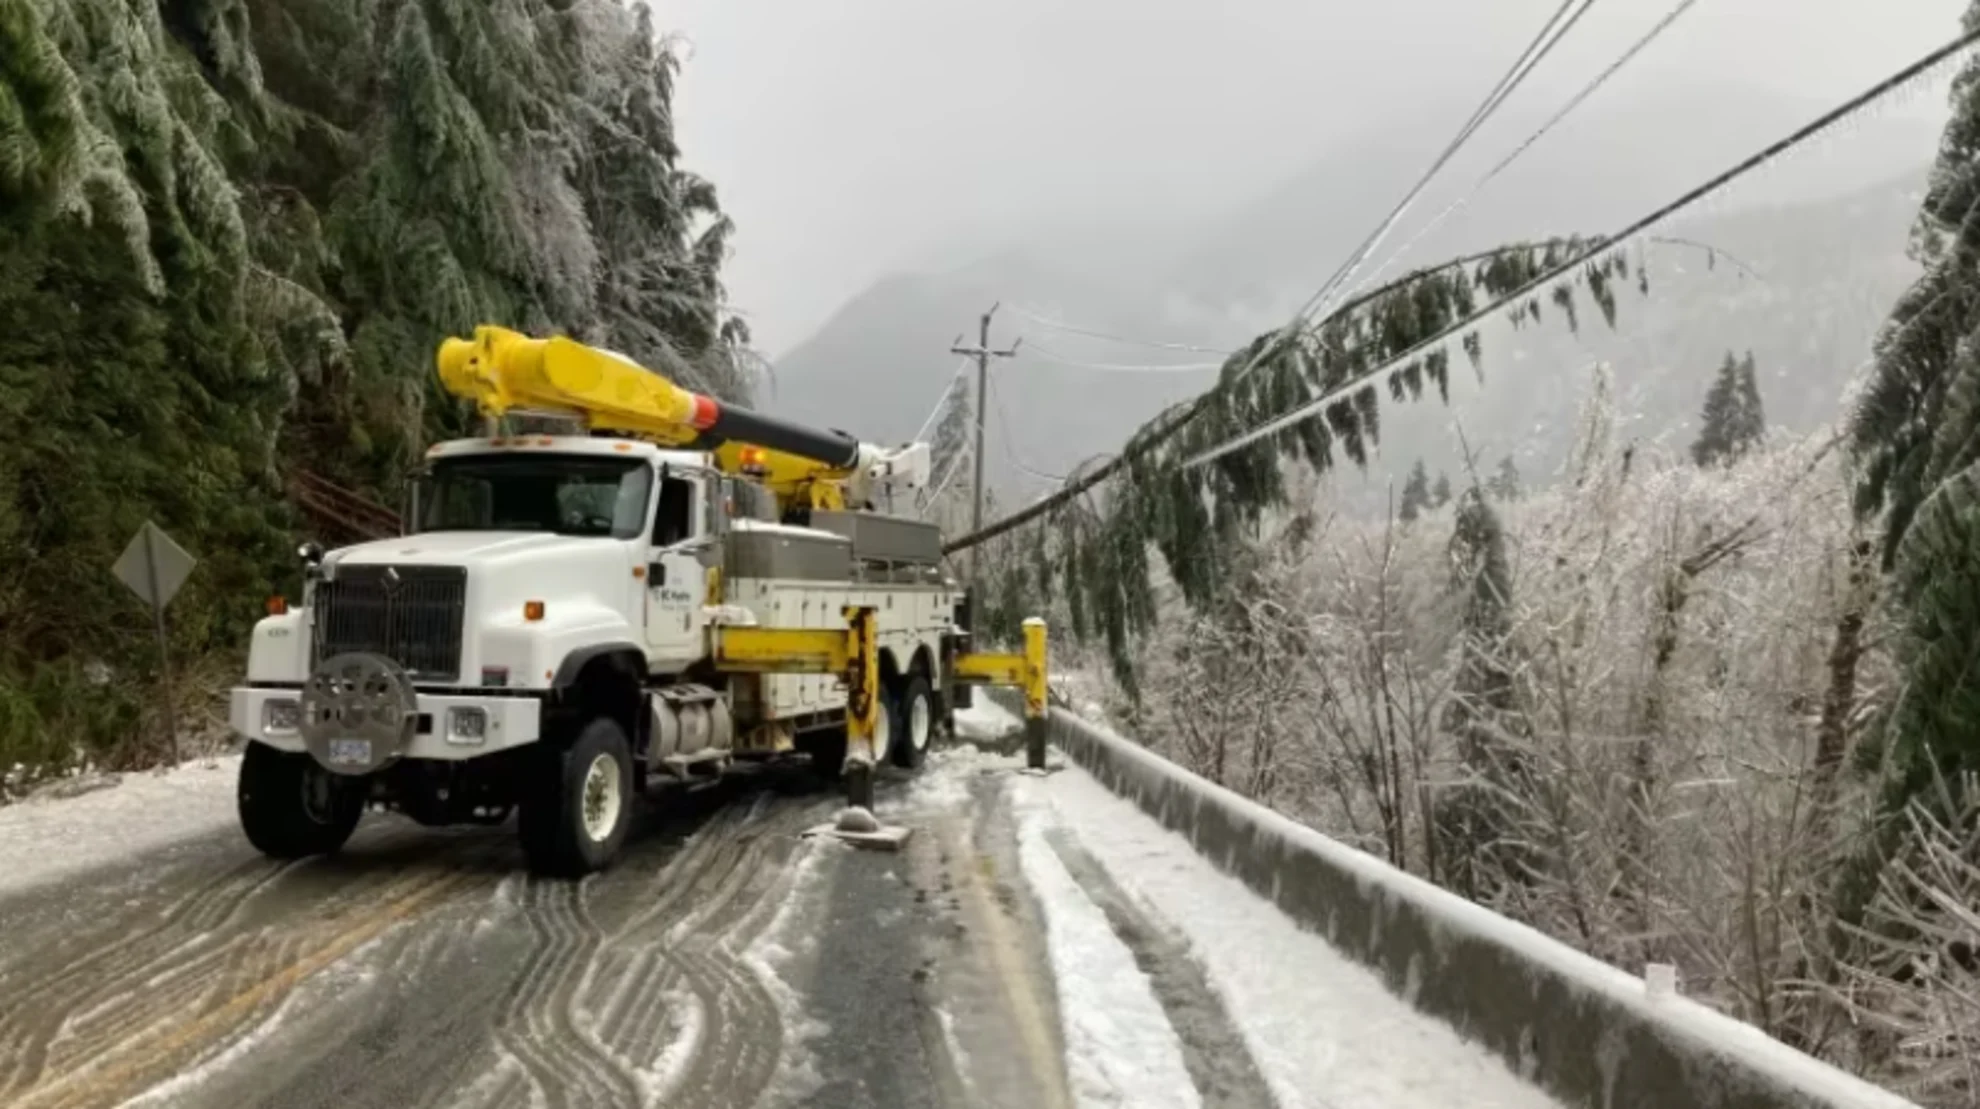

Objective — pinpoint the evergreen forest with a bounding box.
[0,0,750,776]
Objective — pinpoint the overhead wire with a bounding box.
[943,29,1979,555]
[909,357,972,444]
[939,0,1600,553]
[989,374,1069,482]
[924,442,971,504]
[1199,0,1602,420]
[1338,0,1706,306]
[1007,301,1234,355]
[1293,0,1602,333]
[1021,338,1225,374]
[1180,27,1980,472]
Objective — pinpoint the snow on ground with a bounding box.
[926,706,1203,1108]
[739,836,835,1107]
[119,924,388,1108]
[1047,670,1113,727]
[952,699,1021,743]
[1014,799,1202,1109]
[0,754,241,896]
[1012,768,1563,1109]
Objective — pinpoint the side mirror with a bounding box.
[298,540,326,586]
[647,561,665,586]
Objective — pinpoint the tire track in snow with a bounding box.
[494,878,641,1108]
[483,783,827,1109]
[0,830,507,1109]
[0,857,299,1098]
[9,768,843,1109]
[9,864,486,1109]
[612,791,817,1109]
[1044,830,1279,1109]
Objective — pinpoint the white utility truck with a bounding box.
[229,326,1045,875]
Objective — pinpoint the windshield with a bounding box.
[417,454,652,539]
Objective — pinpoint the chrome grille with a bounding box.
[312,565,467,682]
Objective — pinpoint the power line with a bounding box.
[1340,0,1705,305]
[988,374,1069,482]
[1022,338,1224,374]
[942,30,1977,556]
[910,358,971,443]
[924,441,972,505]
[1182,28,1980,472]
[1198,0,1601,422]
[1007,302,1233,355]
[1295,0,1602,331]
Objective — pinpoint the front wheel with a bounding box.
[238,742,365,859]
[519,717,633,877]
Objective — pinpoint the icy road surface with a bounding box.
[0,710,1560,1109]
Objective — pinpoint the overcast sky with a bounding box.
[662,0,1966,356]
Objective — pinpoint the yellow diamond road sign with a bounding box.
[113,521,196,609]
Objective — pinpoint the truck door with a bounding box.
[644,468,711,669]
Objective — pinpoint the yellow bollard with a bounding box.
[843,606,881,807]
[1022,617,1048,770]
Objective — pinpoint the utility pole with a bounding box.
[951,303,1020,580]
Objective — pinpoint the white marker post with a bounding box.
[112,522,197,765]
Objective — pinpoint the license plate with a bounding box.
[327,739,372,766]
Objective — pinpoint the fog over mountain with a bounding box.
[761,78,1942,505]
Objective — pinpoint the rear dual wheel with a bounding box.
[887,676,936,770]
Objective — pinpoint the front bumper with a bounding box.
[230,686,543,762]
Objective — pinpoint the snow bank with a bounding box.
[953,699,1021,743]
[1011,794,1201,1109]
[1018,771,1555,1109]
[0,755,240,896]
[1020,699,1919,1109]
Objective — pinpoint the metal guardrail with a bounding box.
[991,694,1920,1109]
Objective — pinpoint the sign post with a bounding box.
[112,522,197,765]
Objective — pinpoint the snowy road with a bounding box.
[0,709,1560,1109]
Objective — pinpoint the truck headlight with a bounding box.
[447,707,488,745]
[263,698,301,736]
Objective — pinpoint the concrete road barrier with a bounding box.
[1003,699,1918,1109]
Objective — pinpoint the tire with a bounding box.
[519,717,633,877]
[889,676,936,770]
[238,742,365,859]
[871,690,901,767]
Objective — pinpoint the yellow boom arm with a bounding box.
[435,326,928,513]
